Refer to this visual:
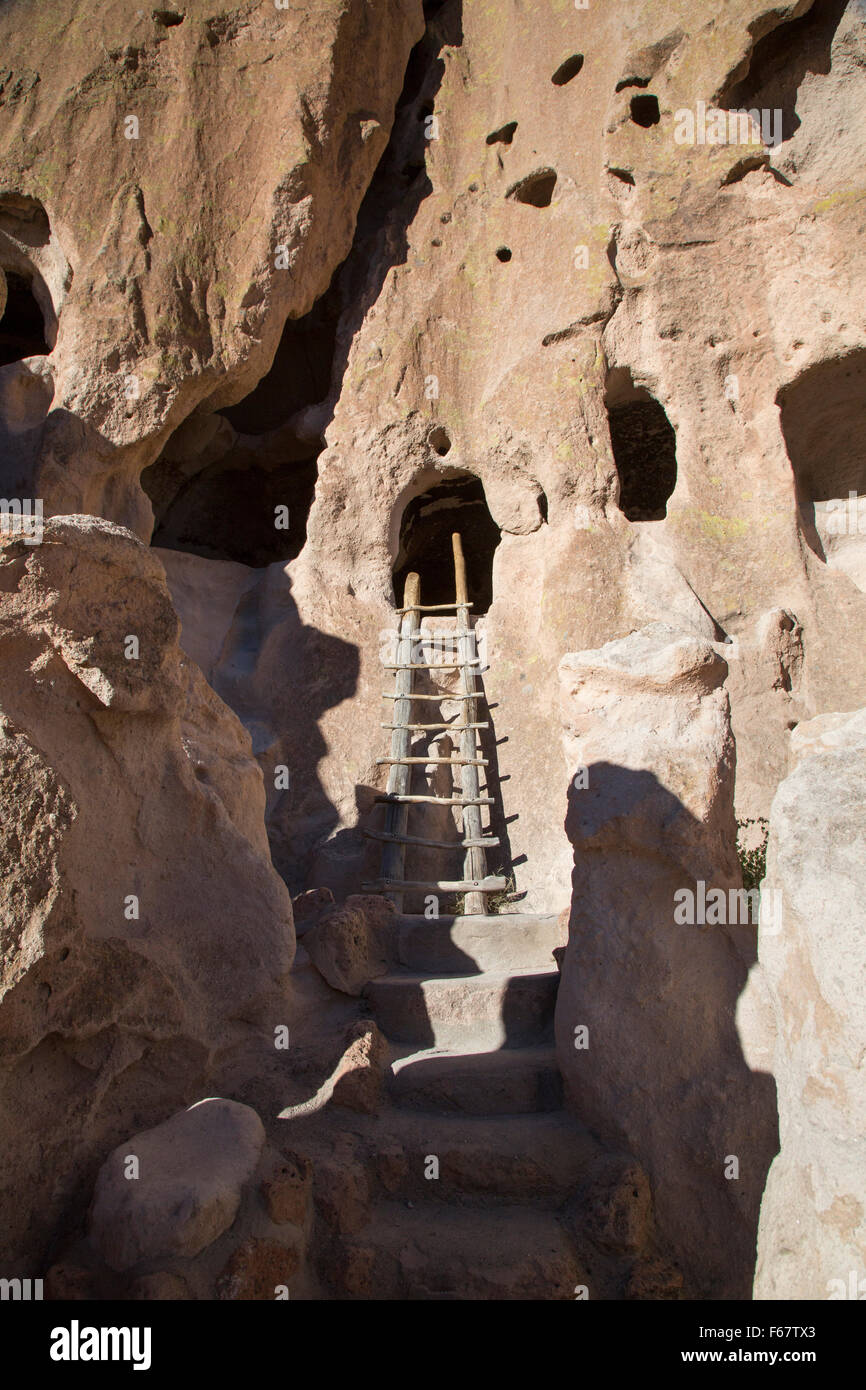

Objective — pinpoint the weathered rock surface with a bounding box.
[330,1018,389,1114]
[260,1153,314,1230]
[556,623,778,1298]
[0,517,292,1268]
[741,708,866,1300]
[139,0,866,926]
[89,1099,265,1271]
[304,894,396,995]
[216,1237,300,1301]
[0,0,425,534]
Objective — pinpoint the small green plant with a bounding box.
[452,870,519,917]
[486,872,518,915]
[736,817,769,891]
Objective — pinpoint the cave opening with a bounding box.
[630,93,660,127]
[0,270,50,365]
[143,224,342,566]
[392,474,501,612]
[218,277,340,439]
[506,168,558,207]
[605,368,678,521]
[778,348,866,559]
[144,448,319,567]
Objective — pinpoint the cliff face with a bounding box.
[0,0,864,1296]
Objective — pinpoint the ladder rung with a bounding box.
[381,692,484,701]
[362,829,501,849]
[395,603,474,613]
[362,877,507,894]
[380,722,489,731]
[375,794,494,805]
[400,632,475,641]
[382,661,486,671]
[376,756,487,766]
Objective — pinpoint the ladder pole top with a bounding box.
[402,571,421,611]
[452,531,468,608]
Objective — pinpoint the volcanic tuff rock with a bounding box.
[135,0,866,916]
[741,708,866,1300]
[556,623,777,1298]
[0,0,424,533]
[304,893,397,995]
[0,516,292,1268]
[89,1098,266,1271]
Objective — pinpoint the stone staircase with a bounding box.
[290,910,667,1300]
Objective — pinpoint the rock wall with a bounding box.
[556,623,778,1298]
[0,517,293,1270]
[139,0,866,914]
[0,0,424,530]
[741,709,866,1300]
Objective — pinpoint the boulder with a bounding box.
[304,895,397,996]
[88,1099,265,1272]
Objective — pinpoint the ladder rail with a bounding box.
[452,532,488,915]
[379,572,421,911]
[373,534,500,914]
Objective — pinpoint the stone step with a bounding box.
[390,1046,563,1114]
[355,1201,581,1299]
[368,1109,598,1206]
[396,912,564,975]
[366,967,559,1049]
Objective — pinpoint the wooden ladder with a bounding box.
[362,531,505,914]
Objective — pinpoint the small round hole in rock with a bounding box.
[552,54,584,86]
[429,426,451,456]
[486,121,518,145]
[495,246,512,262]
[506,168,557,207]
[630,94,660,127]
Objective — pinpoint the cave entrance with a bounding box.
[142,282,341,566]
[143,442,318,567]
[0,270,50,365]
[778,348,866,567]
[779,349,866,504]
[392,473,501,613]
[605,368,678,521]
